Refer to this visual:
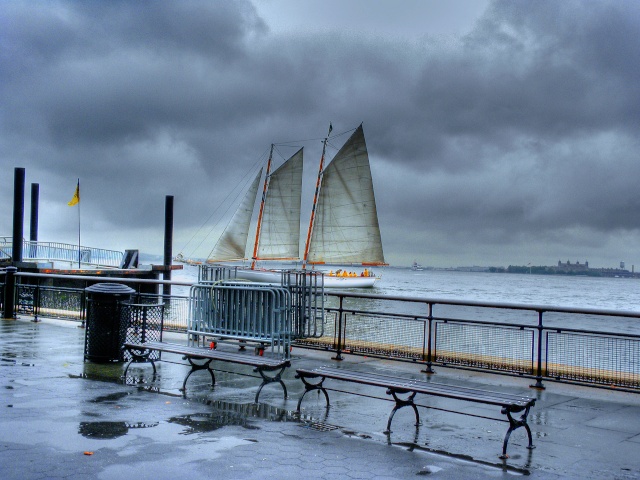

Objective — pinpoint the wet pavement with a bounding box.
[1,317,640,479]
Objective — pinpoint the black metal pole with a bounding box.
[531,310,546,389]
[29,183,39,259]
[3,266,17,319]
[422,302,435,374]
[332,295,344,361]
[12,168,25,264]
[30,183,39,242]
[163,195,174,297]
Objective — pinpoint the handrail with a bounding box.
[3,270,640,392]
[318,290,640,392]
[2,240,123,267]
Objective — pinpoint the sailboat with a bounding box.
[206,124,386,287]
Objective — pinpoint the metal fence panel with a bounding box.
[188,283,292,358]
[435,321,535,374]
[546,331,640,388]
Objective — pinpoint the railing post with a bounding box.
[79,281,87,328]
[32,277,40,322]
[332,295,344,361]
[421,302,435,374]
[3,266,17,319]
[530,310,546,389]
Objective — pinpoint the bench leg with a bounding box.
[499,405,534,459]
[123,348,157,378]
[296,375,330,412]
[385,389,419,434]
[181,357,215,392]
[254,366,288,404]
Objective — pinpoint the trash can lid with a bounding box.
[85,283,135,294]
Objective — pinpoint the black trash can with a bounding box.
[84,283,135,362]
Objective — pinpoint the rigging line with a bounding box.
[202,165,264,260]
[270,125,356,148]
[178,147,270,257]
[273,137,322,146]
[271,144,303,168]
[323,127,357,160]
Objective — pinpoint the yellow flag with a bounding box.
[68,180,80,206]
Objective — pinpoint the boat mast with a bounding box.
[251,144,274,269]
[302,124,332,268]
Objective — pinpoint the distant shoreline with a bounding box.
[406,264,638,278]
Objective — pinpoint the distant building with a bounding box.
[556,260,589,273]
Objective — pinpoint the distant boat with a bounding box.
[206,124,386,288]
[173,253,202,266]
[412,261,424,271]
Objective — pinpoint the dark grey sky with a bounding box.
[1,0,639,268]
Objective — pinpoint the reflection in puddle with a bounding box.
[168,412,259,435]
[122,373,158,387]
[1,355,35,367]
[167,399,308,435]
[78,421,159,439]
[195,398,296,423]
[90,391,130,403]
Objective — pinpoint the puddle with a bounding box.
[78,421,159,439]
[1,357,35,366]
[90,391,131,403]
[417,465,443,475]
[194,397,299,423]
[167,412,260,435]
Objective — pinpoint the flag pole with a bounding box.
[67,179,81,268]
[77,179,81,268]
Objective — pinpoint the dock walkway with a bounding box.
[1,316,639,479]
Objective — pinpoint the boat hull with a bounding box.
[235,269,378,288]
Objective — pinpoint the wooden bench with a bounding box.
[295,366,536,458]
[123,341,290,403]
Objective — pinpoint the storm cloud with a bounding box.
[1,0,639,268]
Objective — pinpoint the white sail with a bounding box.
[207,168,263,261]
[206,125,385,287]
[257,148,303,260]
[306,125,386,265]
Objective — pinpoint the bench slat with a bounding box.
[297,366,534,408]
[124,341,289,369]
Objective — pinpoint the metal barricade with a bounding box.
[198,264,326,339]
[188,282,291,358]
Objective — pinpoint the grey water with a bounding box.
[173,265,640,334]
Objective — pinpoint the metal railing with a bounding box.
[2,271,191,332]
[300,292,640,392]
[0,238,123,267]
[2,269,639,392]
